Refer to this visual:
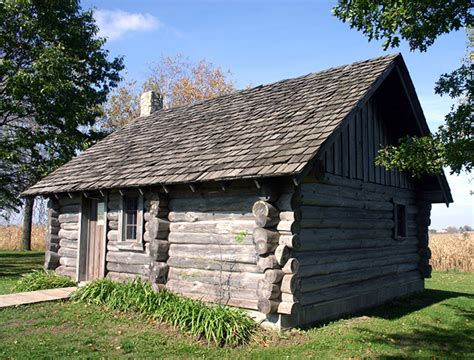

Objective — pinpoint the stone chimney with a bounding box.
[140,91,163,116]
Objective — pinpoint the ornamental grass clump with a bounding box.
[13,270,76,292]
[72,278,257,346]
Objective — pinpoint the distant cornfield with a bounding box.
[430,233,474,272]
[0,225,47,251]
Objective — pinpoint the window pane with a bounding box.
[123,196,139,241]
[97,202,105,225]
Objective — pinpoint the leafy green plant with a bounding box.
[72,278,257,346]
[235,230,249,244]
[13,270,76,292]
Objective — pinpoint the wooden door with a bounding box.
[84,199,106,281]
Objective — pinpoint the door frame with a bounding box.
[77,193,108,282]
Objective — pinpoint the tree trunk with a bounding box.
[21,196,34,251]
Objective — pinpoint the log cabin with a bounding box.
[24,54,452,329]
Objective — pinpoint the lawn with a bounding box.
[0,250,44,294]
[0,251,473,358]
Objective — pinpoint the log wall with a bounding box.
[165,181,296,311]
[49,195,81,279]
[282,172,426,328]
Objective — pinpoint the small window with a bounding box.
[393,201,407,239]
[123,196,139,241]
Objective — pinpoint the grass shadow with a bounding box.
[358,289,474,320]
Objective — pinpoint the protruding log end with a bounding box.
[257,298,280,314]
[253,200,280,227]
[264,269,285,283]
[281,274,301,293]
[274,244,291,266]
[282,258,300,274]
[257,255,279,272]
[277,301,300,315]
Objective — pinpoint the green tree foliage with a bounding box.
[333,0,473,176]
[0,0,124,213]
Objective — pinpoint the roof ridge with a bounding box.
[139,53,400,119]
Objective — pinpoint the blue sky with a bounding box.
[83,0,472,229]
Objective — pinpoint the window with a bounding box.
[124,196,138,240]
[119,194,143,244]
[393,201,407,239]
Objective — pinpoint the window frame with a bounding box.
[393,199,408,240]
[117,192,144,246]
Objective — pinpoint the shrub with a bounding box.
[13,270,76,292]
[72,278,257,346]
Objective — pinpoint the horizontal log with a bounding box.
[276,221,300,234]
[59,204,80,214]
[49,218,60,227]
[59,256,77,267]
[58,213,79,224]
[60,223,78,231]
[265,269,285,283]
[48,243,60,252]
[106,251,150,265]
[106,271,147,282]
[300,192,393,211]
[166,279,259,300]
[297,236,418,252]
[297,245,418,267]
[169,220,256,235]
[300,218,394,230]
[48,234,60,244]
[300,205,393,221]
[300,271,422,306]
[168,211,253,223]
[253,200,279,227]
[169,268,263,289]
[275,245,291,266]
[258,298,279,314]
[143,231,169,242]
[58,229,78,241]
[168,232,254,246]
[257,255,279,272]
[107,212,119,221]
[298,253,420,278]
[282,258,300,274]
[55,265,76,278]
[108,220,119,230]
[279,234,300,249]
[45,251,60,266]
[280,211,300,222]
[277,301,300,315]
[149,262,169,284]
[281,292,300,303]
[107,230,119,242]
[169,195,258,212]
[316,173,416,199]
[281,274,300,293]
[59,239,77,249]
[106,262,149,275]
[169,244,257,264]
[257,280,281,299]
[145,217,170,234]
[167,257,260,273]
[58,247,77,258]
[300,263,418,293]
[148,240,169,262]
[173,290,258,310]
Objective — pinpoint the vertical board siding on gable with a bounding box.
[321,99,413,189]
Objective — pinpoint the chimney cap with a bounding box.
[140,90,163,116]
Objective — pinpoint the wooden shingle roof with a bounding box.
[24,54,400,195]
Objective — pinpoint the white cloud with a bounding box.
[94,9,161,41]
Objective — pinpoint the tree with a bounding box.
[0,1,124,249]
[333,1,473,177]
[100,54,235,132]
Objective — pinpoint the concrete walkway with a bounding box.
[0,287,77,308]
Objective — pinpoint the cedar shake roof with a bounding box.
[25,54,401,195]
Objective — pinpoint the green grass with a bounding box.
[0,250,473,358]
[72,278,256,346]
[0,250,44,294]
[13,270,76,292]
